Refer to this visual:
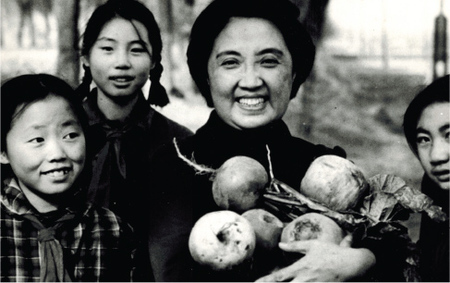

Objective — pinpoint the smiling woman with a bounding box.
[147,0,379,281]
[207,17,294,130]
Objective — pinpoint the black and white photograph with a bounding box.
[1,0,449,281]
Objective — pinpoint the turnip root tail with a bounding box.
[173,138,216,175]
[266,145,280,193]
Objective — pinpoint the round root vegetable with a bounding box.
[174,140,268,213]
[188,210,256,271]
[242,208,284,251]
[300,155,369,211]
[281,213,345,245]
[212,156,268,213]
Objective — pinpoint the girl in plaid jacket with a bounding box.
[1,74,134,282]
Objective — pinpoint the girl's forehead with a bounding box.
[99,17,150,43]
[12,96,75,123]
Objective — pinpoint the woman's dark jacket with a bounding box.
[418,174,449,282]
[148,111,346,281]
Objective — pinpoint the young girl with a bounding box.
[403,74,449,282]
[1,74,134,282]
[76,0,192,232]
[76,0,192,279]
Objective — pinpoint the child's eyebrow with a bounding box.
[439,123,450,133]
[96,37,116,42]
[416,124,450,135]
[61,119,81,127]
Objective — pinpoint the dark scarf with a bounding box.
[1,178,87,282]
[22,213,76,282]
[84,90,151,207]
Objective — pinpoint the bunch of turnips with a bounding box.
[174,139,448,278]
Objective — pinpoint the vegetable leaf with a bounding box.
[363,174,448,223]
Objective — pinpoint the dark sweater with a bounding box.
[148,111,346,281]
[418,174,449,282]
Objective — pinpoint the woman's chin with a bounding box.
[229,113,277,130]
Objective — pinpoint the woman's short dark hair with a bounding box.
[77,0,168,106]
[403,75,449,156]
[187,0,316,107]
[1,74,90,180]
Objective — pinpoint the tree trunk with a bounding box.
[158,0,175,92]
[291,0,329,138]
[55,0,80,87]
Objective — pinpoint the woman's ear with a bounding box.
[0,152,10,164]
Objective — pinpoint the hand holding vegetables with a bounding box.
[255,238,376,282]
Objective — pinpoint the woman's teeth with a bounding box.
[238,97,265,106]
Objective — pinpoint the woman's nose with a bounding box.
[238,66,263,89]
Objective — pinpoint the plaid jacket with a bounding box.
[1,178,135,282]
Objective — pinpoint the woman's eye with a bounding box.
[261,58,280,67]
[221,59,239,68]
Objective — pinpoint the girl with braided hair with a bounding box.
[76,0,192,279]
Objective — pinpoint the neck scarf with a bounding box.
[87,120,134,207]
[21,212,76,282]
[85,90,149,208]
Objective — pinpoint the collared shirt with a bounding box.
[1,178,134,282]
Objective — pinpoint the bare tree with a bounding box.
[291,0,330,138]
[55,0,80,87]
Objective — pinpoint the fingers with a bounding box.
[278,241,311,253]
[339,233,353,247]
[255,261,301,282]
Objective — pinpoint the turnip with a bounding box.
[300,155,369,211]
[212,156,268,212]
[188,210,256,271]
[242,208,284,251]
[280,212,345,263]
[174,139,268,213]
[281,212,345,244]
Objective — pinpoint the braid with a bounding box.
[75,65,93,100]
[148,62,170,107]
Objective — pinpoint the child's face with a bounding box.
[1,96,86,202]
[416,102,450,190]
[83,17,154,102]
